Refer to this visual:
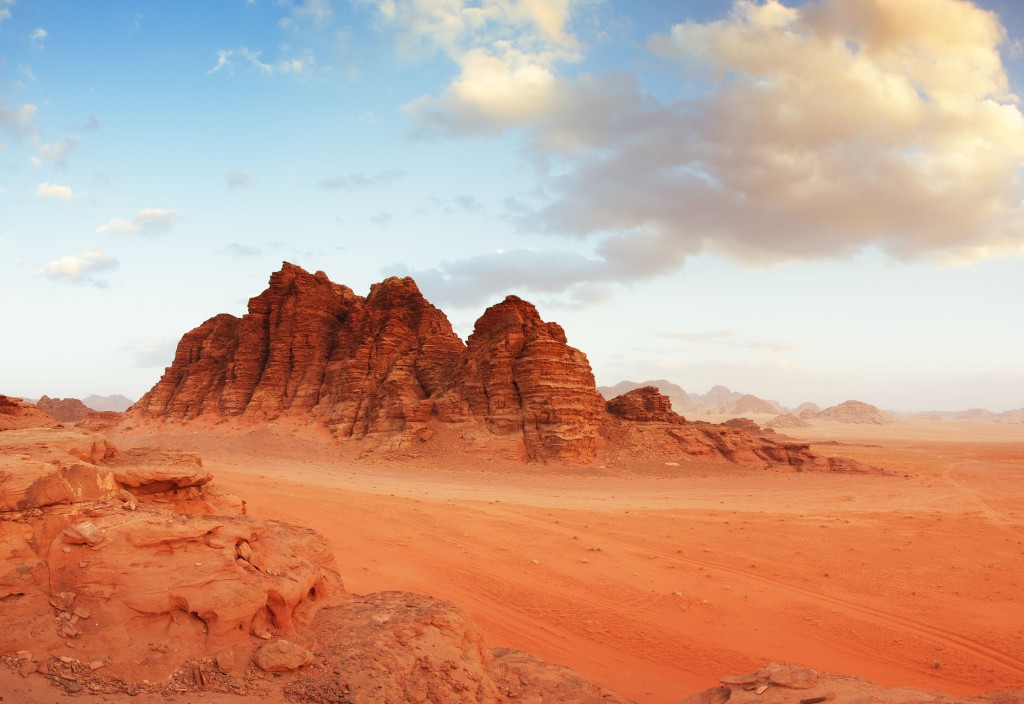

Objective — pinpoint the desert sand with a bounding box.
[53,415,1016,703]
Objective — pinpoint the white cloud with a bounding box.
[38,249,118,286]
[513,0,1024,274]
[226,169,254,188]
[364,0,584,133]
[96,208,183,237]
[30,27,46,48]
[36,135,82,168]
[0,0,13,25]
[318,168,404,189]
[36,181,85,200]
[208,47,315,77]
[0,100,39,140]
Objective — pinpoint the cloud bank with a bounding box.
[377,0,1024,304]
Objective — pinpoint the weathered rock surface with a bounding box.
[434,295,607,461]
[131,264,867,471]
[253,639,315,673]
[688,662,1023,703]
[598,379,691,412]
[286,591,630,704]
[817,400,892,425]
[0,425,340,683]
[34,395,91,423]
[729,394,780,415]
[0,394,57,431]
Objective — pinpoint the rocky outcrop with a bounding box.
[684,662,1022,703]
[765,413,809,429]
[136,264,604,462]
[35,395,91,423]
[818,399,892,425]
[607,386,682,422]
[286,591,630,704]
[602,389,874,472]
[598,379,691,412]
[0,394,57,431]
[0,426,340,682]
[722,417,771,435]
[133,264,867,470]
[433,295,607,461]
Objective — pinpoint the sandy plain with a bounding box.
[68,416,1018,703]
[5,417,1021,703]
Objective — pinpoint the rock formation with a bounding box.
[765,413,810,429]
[81,394,135,413]
[598,379,691,412]
[34,395,91,423]
[683,662,1022,704]
[134,263,865,471]
[0,394,57,431]
[818,399,892,425]
[602,388,872,472]
[729,393,780,415]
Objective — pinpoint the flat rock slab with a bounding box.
[253,640,314,673]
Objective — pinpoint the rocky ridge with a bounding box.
[135,264,866,472]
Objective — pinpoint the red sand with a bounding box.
[90,417,1024,703]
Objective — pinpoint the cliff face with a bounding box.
[434,296,606,461]
[135,264,465,442]
[35,395,91,423]
[135,263,866,470]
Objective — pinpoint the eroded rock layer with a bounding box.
[134,263,866,470]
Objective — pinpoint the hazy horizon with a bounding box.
[2,0,1022,413]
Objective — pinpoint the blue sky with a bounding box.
[2,0,1023,412]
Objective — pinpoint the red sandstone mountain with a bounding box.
[136,264,867,471]
[34,395,91,423]
[817,399,892,425]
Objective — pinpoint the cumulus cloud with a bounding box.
[38,249,118,286]
[30,27,46,48]
[36,135,82,168]
[226,169,254,188]
[363,0,584,133]
[388,240,679,308]
[96,208,183,237]
[318,168,404,189]
[36,181,84,200]
[383,0,1024,306]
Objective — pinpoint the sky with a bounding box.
[2,0,1024,413]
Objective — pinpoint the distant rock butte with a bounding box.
[34,395,91,423]
[135,263,866,471]
[817,399,892,425]
[81,394,135,413]
[765,413,810,429]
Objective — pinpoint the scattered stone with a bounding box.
[62,521,105,547]
[89,660,105,670]
[800,695,835,704]
[720,673,759,685]
[253,640,314,673]
[755,684,769,695]
[72,605,91,619]
[18,659,37,677]
[767,664,818,689]
[215,650,236,674]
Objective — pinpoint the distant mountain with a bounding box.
[814,400,892,425]
[599,381,783,415]
[82,394,134,412]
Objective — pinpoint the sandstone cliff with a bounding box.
[135,263,865,471]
